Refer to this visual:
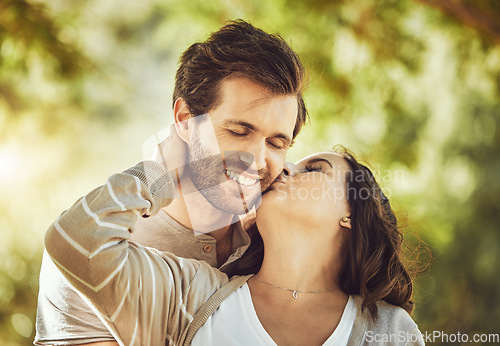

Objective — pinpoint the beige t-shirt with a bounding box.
[35,192,251,345]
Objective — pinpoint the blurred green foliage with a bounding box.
[1,0,499,344]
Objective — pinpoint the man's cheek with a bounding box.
[262,167,281,189]
[272,155,287,178]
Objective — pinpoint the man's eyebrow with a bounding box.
[307,158,333,168]
[223,120,256,131]
[273,132,292,147]
[223,120,293,146]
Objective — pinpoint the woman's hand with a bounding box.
[154,124,188,181]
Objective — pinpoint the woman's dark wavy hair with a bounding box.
[337,147,414,318]
[232,146,415,320]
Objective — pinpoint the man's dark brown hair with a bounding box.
[173,19,308,140]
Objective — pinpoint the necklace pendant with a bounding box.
[292,290,298,299]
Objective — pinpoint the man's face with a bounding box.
[186,77,298,215]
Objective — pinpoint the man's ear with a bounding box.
[173,98,191,144]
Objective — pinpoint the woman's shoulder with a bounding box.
[373,298,417,329]
[349,295,424,345]
[351,294,418,330]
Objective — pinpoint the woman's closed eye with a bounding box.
[304,165,323,173]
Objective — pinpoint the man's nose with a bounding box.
[239,143,266,171]
[282,162,300,177]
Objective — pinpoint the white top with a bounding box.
[192,283,356,345]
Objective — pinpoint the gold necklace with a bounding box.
[254,274,338,299]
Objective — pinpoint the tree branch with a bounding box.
[416,0,500,44]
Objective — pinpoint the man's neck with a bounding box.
[164,172,237,230]
[163,199,236,266]
[210,225,235,266]
[162,175,240,265]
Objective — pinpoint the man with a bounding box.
[35,19,307,345]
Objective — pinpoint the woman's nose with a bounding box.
[282,162,300,177]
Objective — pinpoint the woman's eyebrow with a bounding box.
[307,158,333,168]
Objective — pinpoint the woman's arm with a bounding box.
[45,161,173,290]
[44,161,206,345]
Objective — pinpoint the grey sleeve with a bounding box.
[406,327,425,346]
[36,161,175,345]
[34,251,115,345]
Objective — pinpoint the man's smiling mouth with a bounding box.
[224,169,259,186]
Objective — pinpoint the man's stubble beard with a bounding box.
[186,129,264,215]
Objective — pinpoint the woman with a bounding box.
[44,147,424,345]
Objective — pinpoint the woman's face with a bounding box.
[258,152,351,230]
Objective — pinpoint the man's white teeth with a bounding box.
[225,170,257,186]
